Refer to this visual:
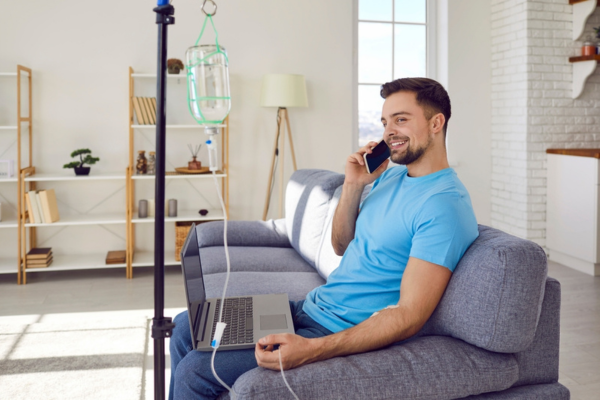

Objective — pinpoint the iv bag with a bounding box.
[186,44,231,124]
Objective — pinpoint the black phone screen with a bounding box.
[365,140,391,173]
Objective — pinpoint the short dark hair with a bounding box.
[380,78,451,136]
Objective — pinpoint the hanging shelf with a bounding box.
[571,0,598,40]
[569,0,600,98]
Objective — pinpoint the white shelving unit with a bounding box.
[0,66,31,281]
[125,67,230,277]
[21,171,128,280]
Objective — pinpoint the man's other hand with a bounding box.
[255,333,319,371]
[345,141,390,187]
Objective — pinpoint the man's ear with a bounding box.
[431,113,445,135]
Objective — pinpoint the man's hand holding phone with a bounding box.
[345,140,390,187]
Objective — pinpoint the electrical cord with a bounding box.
[210,169,299,400]
[210,170,237,400]
[278,347,300,400]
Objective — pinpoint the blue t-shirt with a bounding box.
[302,166,479,333]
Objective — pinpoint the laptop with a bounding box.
[180,223,295,351]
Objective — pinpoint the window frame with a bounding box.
[352,0,437,151]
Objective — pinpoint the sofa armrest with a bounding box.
[196,219,291,248]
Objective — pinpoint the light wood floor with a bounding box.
[0,261,598,399]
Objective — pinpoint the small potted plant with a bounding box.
[167,58,184,74]
[63,149,100,176]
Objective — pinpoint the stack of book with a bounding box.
[25,189,60,224]
[26,247,53,268]
[132,97,157,125]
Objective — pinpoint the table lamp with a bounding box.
[260,73,308,220]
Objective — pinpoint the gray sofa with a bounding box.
[196,169,569,400]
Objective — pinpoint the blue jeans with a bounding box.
[169,300,333,400]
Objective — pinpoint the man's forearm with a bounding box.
[308,306,421,363]
[331,182,365,255]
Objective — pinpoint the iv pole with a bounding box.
[152,1,176,400]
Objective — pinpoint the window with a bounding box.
[356,0,432,148]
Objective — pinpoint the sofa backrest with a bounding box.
[285,169,345,270]
[419,225,548,353]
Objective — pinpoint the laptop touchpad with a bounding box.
[260,314,288,330]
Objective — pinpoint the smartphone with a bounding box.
[363,140,391,174]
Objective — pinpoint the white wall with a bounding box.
[0,0,353,257]
[0,0,494,260]
[447,0,492,226]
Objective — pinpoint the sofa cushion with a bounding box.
[196,220,290,248]
[419,225,548,353]
[204,271,325,302]
[460,383,570,399]
[512,278,561,387]
[314,182,373,280]
[285,169,345,269]
[314,185,343,279]
[227,335,518,400]
[200,246,315,275]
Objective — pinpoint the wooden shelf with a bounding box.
[132,251,180,267]
[0,177,18,183]
[24,172,126,182]
[131,73,187,79]
[547,148,600,158]
[0,258,18,274]
[132,171,226,180]
[569,0,598,5]
[132,124,226,129]
[24,254,126,273]
[569,55,600,62]
[25,212,127,227]
[0,217,19,229]
[132,208,224,224]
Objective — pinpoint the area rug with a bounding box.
[0,312,150,400]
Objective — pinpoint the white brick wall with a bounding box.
[491,0,600,247]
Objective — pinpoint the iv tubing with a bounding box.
[210,170,237,399]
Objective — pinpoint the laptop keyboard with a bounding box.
[211,297,254,345]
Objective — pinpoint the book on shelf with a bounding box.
[132,97,147,125]
[142,97,156,124]
[26,256,53,268]
[150,97,157,117]
[132,96,157,126]
[137,96,150,125]
[106,250,126,265]
[26,247,52,260]
[25,192,36,224]
[25,190,43,224]
[32,191,46,223]
[38,189,60,223]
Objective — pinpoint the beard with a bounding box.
[389,136,432,165]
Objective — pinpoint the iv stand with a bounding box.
[152,2,176,400]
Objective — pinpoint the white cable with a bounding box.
[209,170,298,400]
[210,170,237,400]
[278,348,300,400]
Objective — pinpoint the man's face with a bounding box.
[380,91,433,166]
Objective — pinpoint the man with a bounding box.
[169,77,479,399]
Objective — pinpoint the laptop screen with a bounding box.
[181,225,207,330]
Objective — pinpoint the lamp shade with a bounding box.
[260,74,308,108]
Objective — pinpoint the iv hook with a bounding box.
[202,0,217,16]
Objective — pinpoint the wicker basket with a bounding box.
[175,221,206,261]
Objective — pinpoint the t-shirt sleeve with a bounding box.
[409,192,479,271]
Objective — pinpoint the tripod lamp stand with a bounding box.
[260,74,308,220]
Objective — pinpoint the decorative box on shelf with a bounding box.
[0,159,15,178]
